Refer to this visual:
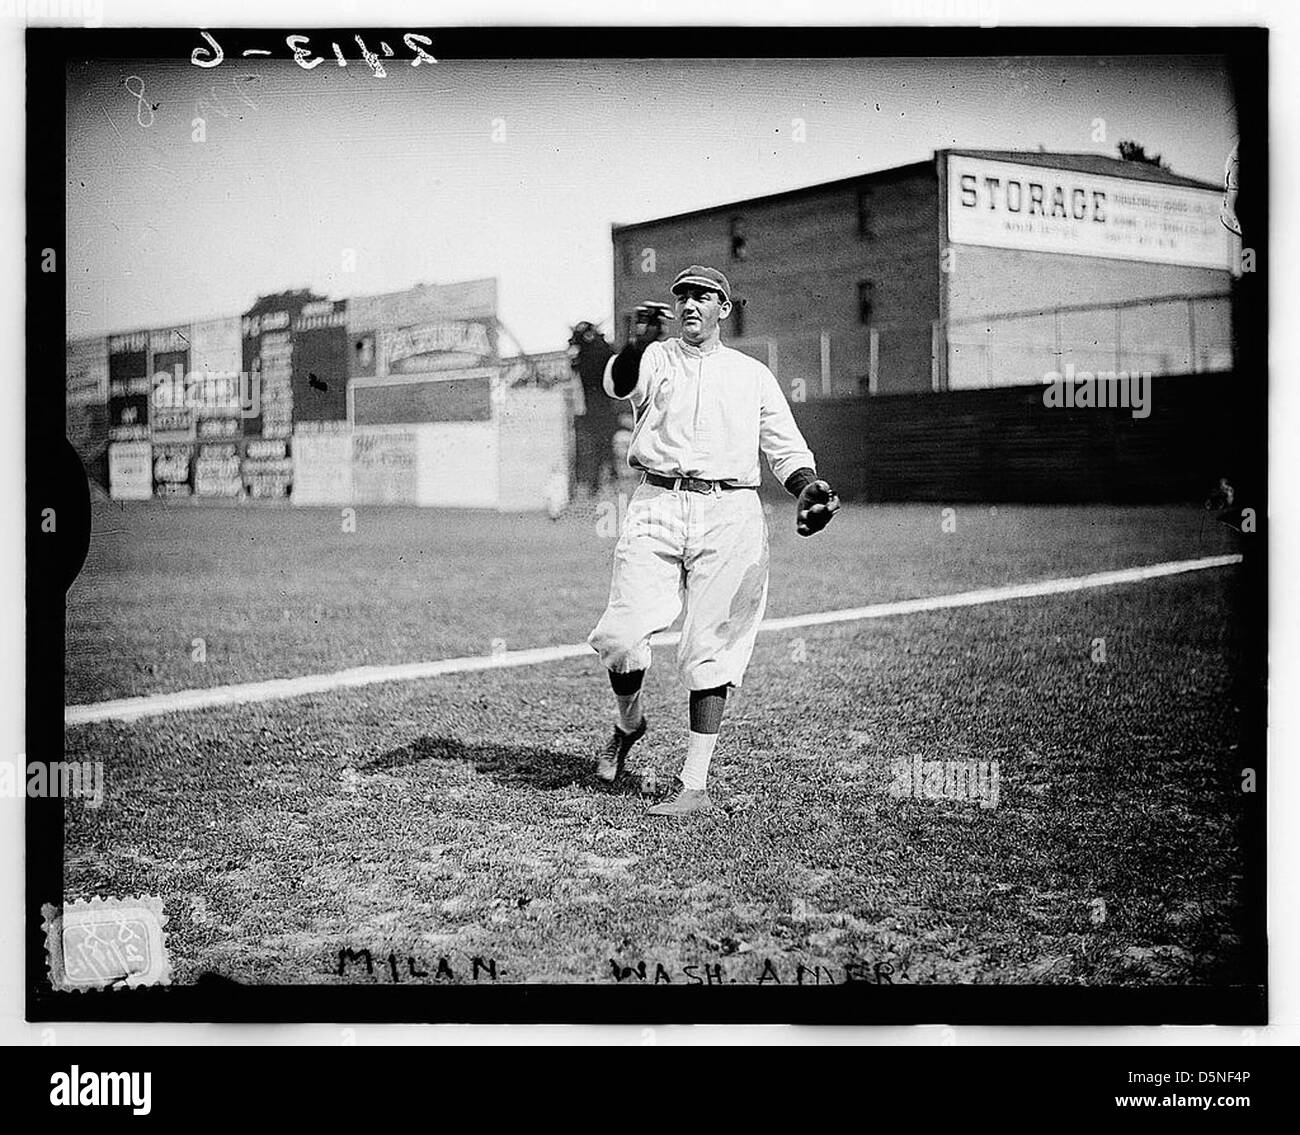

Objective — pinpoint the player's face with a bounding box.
[675,286,730,345]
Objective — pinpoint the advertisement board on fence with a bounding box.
[68,403,108,458]
[352,373,495,426]
[149,327,193,445]
[67,336,108,405]
[108,331,150,441]
[346,280,499,383]
[383,320,498,375]
[186,316,246,437]
[242,437,292,498]
[352,431,417,504]
[243,291,325,441]
[190,316,243,381]
[292,299,350,423]
[108,440,153,500]
[67,337,111,465]
[153,441,193,497]
[194,442,243,498]
[292,431,353,505]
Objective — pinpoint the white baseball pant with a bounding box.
[588,481,770,690]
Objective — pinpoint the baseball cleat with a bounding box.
[646,778,712,817]
[595,717,647,783]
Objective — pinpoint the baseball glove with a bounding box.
[632,302,675,346]
[796,480,840,537]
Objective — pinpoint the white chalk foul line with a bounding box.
[757,552,1244,632]
[65,553,1243,727]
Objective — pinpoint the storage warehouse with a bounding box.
[610,149,1240,398]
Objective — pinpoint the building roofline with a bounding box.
[611,147,1222,235]
[69,278,503,342]
[610,158,936,235]
[939,148,1222,192]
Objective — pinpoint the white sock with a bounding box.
[679,731,718,790]
[616,691,644,733]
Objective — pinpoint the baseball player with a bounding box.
[588,264,839,816]
[568,321,619,496]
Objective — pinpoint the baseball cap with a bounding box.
[671,265,732,304]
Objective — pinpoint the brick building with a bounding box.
[610,149,1238,398]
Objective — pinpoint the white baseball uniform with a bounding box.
[587,336,815,689]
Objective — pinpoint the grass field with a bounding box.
[62,495,1256,986]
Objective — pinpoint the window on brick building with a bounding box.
[731,297,744,338]
[857,188,874,239]
[729,215,748,261]
[857,280,875,325]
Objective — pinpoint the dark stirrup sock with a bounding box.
[688,685,728,734]
[609,669,645,696]
[610,669,646,732]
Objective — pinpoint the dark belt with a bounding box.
[643,472,751,494]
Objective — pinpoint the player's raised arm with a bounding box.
[605,302,673,400]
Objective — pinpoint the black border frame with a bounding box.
[29,24,1269,1025]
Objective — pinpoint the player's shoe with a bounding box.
[646,777,712,817]
[595,717,647,783]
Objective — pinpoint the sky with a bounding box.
[65,52,1237,354]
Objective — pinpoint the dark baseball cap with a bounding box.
[671,265,732,304]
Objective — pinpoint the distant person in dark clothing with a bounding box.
[569,321,618,495]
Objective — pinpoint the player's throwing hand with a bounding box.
[632,302,674,346]
[796,479,840,537]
